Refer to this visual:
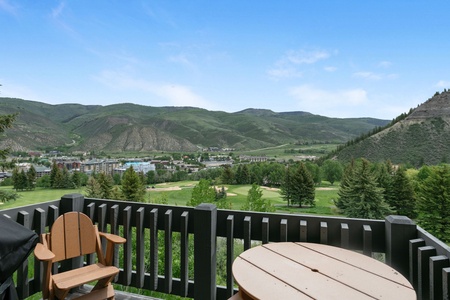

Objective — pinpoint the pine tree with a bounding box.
[97,172,114,199]
[335,160,355,211]
[26,165,37,190]
[71,171,81,188]
[0,114,17,159]
[291,163,315,207]
[280,165,294,207]
[49,161,59,188]
[416,165,450,242]
[85,177,102,198]
[121,166,146,202]
[390,167,416,218]
[338,159,392,219]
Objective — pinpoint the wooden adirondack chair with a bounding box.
[34,212,126,300]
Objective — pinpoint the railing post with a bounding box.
[59,193,85,214]
[385,215,417,278]
[194,203,217,300]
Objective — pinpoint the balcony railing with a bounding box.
[2,193,450,300]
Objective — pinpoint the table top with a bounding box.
[232,242,416,300]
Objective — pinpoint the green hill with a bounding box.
[333,91,450,166]
[0,98,389,153]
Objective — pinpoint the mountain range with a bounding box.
[0,98,388,153]
[333,90,450,166]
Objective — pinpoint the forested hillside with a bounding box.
[333,90,450,166]
[0,98,388,153]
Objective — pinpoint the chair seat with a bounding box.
[52,263,119,290]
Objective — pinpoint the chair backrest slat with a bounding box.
[50,212,97,262]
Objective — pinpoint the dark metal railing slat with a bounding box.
[149,208,159,290]
[226,215,235,298]
[164,209,173,294]
[180,211,189,297]
[340,223,349,249]
[122,206,132,286]
[136,207,145,288]
[363,225,372,256]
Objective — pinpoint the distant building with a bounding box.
[55,159,81,171]
[80,159,120,176]
[239,155,268,162]
[114,161,156,177]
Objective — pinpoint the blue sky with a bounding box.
[1,1,449,119]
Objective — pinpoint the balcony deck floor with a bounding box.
[66,286,162,300]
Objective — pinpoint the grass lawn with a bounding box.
[1,181,342,216]
[0,186,85,210]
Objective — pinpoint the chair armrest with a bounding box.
[99,232,126,244]
[34,243,55,261]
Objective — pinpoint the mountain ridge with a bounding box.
[333,90,450,166]
[0,97,389,153]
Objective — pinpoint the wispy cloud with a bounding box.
[284,49,330,65]
[0,0,18,16]
[92,70,215,109]
[51,1,65,18]
[436,80,450,88]
[324,66,337,72]
[289,84,369,117]
[378,61,392,68]
[268,48,331,80]
[353,72,382,80]
[353,71,398,81]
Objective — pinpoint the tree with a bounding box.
[121,166,146,202]
[389,167,416,218]
[97,172,114,199]
[0,190,20,203]
[335,160,355,211]
[0,113,17,159]
[337,159,391,219]
[321,160,343,185]
[241,183,275,212]
[49,161,59,188]
[187,179,217,207]
[280,163,315,207]
[85,177,102,198]
[13,169,28,191]
[291,163,315,207]
[187,179,231,208]
[221,165,234,184]
[305,162,321,185]
[279,165,294,207]
[71,171,82,188]
[416,165,450,242]
[26,165,37,190]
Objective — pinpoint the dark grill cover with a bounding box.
[0,215,38,282]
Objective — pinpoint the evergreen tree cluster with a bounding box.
[48,162,83,189]
[12,165,37,191]
[280,163,315,207]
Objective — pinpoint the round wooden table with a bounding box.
[232,242,416,299]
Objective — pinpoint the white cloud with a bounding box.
[169,54,196,70]
[436,80,450,88]
[324,66,337,72]
[378,61,392,68]
[289,84,369,117]
[92,70,215,109]
[267,67,302,79]
[51,1,65,18]
[268,48,331,80]
[353,71,382,80]
[285,49,330,65]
